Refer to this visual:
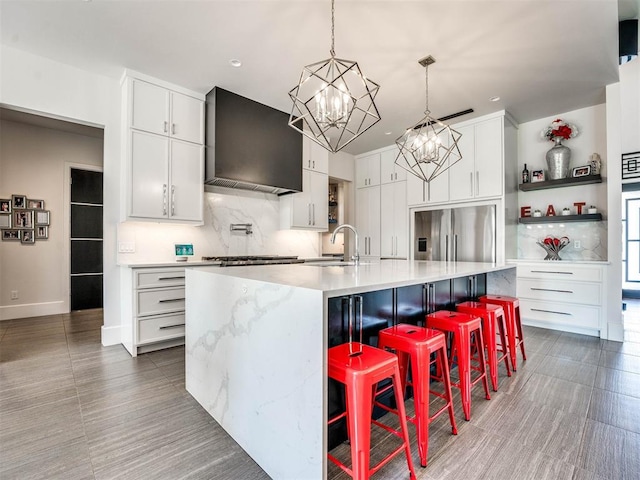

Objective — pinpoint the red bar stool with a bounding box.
[478,294,527,371]
[456,301,511,391]
[426,310,491,421]
[328,334,416,478]
[376,324,458,467]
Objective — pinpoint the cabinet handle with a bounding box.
[159,323,185,330]
[531,308,572,316]
[163,184,167,215]
[308,204,312,225]
[171,185,175,216]
[158,298,185,303]
[391,173,393,181]
[429,283,435,312]
[163,121,168,133]
[476,171,480,196]
[313,160,315,169]
[312,203,315,225]
[158,276,185,280]
[469,172,473,196]
[172,123,176,135]
[530,270,573,275]
[308,159,311,168]
[530,287,574,294]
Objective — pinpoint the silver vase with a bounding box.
[546,137,571,180]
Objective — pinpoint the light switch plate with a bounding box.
[118,241,135,253]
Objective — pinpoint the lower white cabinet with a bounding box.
[380,181,407,258]
[516,262,604,337]
[355,186,381,258]
[280,169,328,231]
[123,266,190,356]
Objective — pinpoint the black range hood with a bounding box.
[205,87,303,195]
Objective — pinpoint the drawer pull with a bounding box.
[158,276,185,280]
[530,270,573,275]
[158,298,185,303]
[531,308,572,316]
[530,287,574,294]
[159,323,185,330]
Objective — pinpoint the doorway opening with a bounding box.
[70,168,103,311]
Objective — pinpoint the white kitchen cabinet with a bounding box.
[380,146,406,184]
[131,78,204,145]
[380,181,407,258]
[129,131,204,222]
[406,165,449,206]
[123,72,205,224]
[280,169,328,230]
[449,116,503,201]
[303,137,329,173]
[355,186,381,257]
[356,153,381,188]
[123,266,190,357]
[515,262,604,337]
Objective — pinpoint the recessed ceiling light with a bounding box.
[489,96,500,102]
[385,131,392,135]
[229,59,242,68]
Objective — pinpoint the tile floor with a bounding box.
[1,308,639,480]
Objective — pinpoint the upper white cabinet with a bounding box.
[280,169,328,231]
[131,78,204,145]
[123,73,205,224]
[449,116,503,202]
[380,147,406,184]
[303,138,329,173]
[356,153,381,188]
[406,163,449,206]
[380,181,407,258]
[355,186,381,257]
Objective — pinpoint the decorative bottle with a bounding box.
[522,164,530,184]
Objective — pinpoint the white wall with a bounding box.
[620,59,640,154]
[516,104,609,261]
[117,187,322,264]
[0,45,121,344]
[0,120,103,320]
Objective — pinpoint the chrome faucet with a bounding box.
[331,224,360,265]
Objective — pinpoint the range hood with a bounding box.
[205,87,303,195]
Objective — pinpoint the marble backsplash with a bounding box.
[117,187,321,263]
[517,221,607,261]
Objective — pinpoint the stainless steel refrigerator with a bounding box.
[414,205,496,262]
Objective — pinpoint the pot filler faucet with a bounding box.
[330,224,360,265]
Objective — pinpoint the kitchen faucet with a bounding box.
[330,224,360,265]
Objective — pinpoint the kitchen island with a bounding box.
[185,260,516,480]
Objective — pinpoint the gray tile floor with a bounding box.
[1,306,640,480]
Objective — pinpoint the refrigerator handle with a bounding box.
[454,234,458,262]
[445,234,449,262]
[429,283,435,312]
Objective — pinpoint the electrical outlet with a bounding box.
[574,240,581,249]
[118,241,135,253]
[10,290,18,300]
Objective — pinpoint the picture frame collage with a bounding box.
[0,195,50,244]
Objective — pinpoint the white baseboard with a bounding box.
[101,324,121,346]
[0,301,66,321]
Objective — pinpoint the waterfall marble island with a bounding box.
[185,260,516,480]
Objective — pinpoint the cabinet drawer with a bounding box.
[517,278,601,306]
[138,313,185,344]
[136,269,186,288]
[517,264,602,282]
[137,287,185,316]
[520,299,600,330]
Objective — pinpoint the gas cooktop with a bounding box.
[201,255,304,267]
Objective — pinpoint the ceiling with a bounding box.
[1,1,637,155]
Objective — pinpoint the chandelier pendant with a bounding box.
[289,0,381,153]
[395,56,462,183]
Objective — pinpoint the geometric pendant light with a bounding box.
[395,55,463,183]
[288,0,381,153]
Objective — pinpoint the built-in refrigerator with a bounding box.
[414,204,496,263]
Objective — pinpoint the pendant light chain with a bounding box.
[424,62,430,116]
[330,0,335,57]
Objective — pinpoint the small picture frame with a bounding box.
[0,214,11,229]
[27,199,45,209]
[12,209,34,229]
[2,229,21,241]
[572,165,592,177]
[35,210,50,226]
[35,225,49,239]
[0,199,11,213]
[531,170,545,182]
[12,195,26,209]
[20,229,35,244]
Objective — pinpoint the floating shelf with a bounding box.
[519,174,602,192]
[519,213,603,224]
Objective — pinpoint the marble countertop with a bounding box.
[506,258,610,265]
[190,260,515,297]
[119,259,222,268]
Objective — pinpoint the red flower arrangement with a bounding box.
[541,119,579,142]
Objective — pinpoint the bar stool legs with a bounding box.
[479,295,527,371]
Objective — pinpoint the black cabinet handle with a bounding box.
[158,276,185,280]
[158,298,185,303]
[159,323,185,330]
[531,308,572,316]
